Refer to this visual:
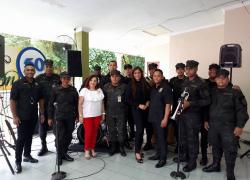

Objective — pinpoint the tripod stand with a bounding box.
[0,96,15,174]
[51,103,66,180]
[170,88,189,179]
[0,126,15,174]
[240,139,250,159]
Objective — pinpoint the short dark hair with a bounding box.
[153,69,163,75]
[84,75,100,90]
[108,60,117,65]
[24,63,35,68]
[209,63,220,70]
[124,64,132,70]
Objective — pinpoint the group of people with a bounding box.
[9,59,248,180]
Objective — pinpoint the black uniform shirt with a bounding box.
[148,81,173,123]
[36,73,60,108]
[209,86,249,128]
[169,76,187,112]
[181,76,210,114]
[103,82,127,116]
[48,85,79,121]
[10,77,43,120]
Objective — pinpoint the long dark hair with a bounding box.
[79,74,99,92]
[131,67,149,98]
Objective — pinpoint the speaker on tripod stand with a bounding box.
[219,44,242,83]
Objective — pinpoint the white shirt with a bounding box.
[79,88,104,118]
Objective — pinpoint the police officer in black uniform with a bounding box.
[203,69,249,180]
[93,65,105,87]
[103,70,127,156]
[175,60,210,172]
[143,63,158,151]
[123,64,135,145]
[102,60,126,86]
[169,63,186,152]
[35,60,60,156]
[48,72,79,165]
[10,63,45,173]
[148,69,173,168]
[200,63,221,166]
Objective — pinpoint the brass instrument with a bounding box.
[171,88,189,120]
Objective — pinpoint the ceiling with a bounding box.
[0,0,248,54]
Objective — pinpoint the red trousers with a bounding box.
[83,116,101,150]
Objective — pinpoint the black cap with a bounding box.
[186,60,199,68]
[124,64,132,70]
[110,70,121,76]
[44,59,53,66]
[148,63,158,70]
[209,63,220,70]
[175,63,185,69]
[60,71,71,78]
[216,69,229,77]
[94,65,101,71]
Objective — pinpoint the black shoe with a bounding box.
[200,157,208,166]
[15,163,22,173]
[148,154,160,160]
[143,143,153,151]
[135,153,143,163]
[202,163,221,172]
[62,154,74,161]
[183,162,197,172]
[173,156,188,163]
[57,158,62,166]
[23,155,38,163]
[109,145,117,156]
[37,147,48,156]
[155,160,166,168]
[227,175,235,180]
[119,146,127,157]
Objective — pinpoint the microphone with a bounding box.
[53,102,58,108]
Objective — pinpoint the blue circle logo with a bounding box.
[16,47,46,77]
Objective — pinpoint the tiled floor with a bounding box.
[1,132,250,180]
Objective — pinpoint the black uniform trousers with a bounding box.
[15,118,37,163]
[152,121,167,161]
[127,107,135,139]
[179,113,201,163]
[54,119,75,158]
[131,108,148,153]
[39,112,49,147]
[106,115,126,144]
[200,121,208,157]
[208,123,238,178]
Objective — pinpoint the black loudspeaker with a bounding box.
[219,44,242,68]
[0,35,4,77]
[67,50,82,77]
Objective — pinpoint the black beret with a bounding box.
[44,59,53,66]
[148,63,158,70]
[110,70,121,76]
[124,64,132,70]
[216,69,229,78]
[175,63,185,69]
[209,63,220,70]
[60,71,71,78]
[94,65,101,71]
[186,60,199,68]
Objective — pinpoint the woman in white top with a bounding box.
[78,75,104,159]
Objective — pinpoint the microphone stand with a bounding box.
[51,103,66,180]
[170,90,188,179]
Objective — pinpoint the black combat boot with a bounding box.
[183,161,197,172]
[202,161,221,172]
[119,143,127,157]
